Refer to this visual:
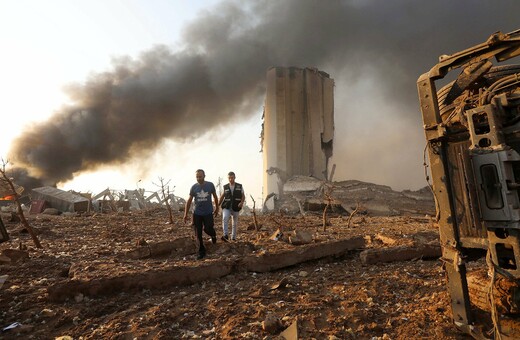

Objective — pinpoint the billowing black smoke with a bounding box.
[8,0,520,189]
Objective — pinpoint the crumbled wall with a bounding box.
[262,67,334,209]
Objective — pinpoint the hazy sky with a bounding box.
[1,0,519,203]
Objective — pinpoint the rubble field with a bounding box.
[0,207,473,339]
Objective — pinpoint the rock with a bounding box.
[74,293,84,303]
[288,229,313,245]
[0,275,8,289]
[1,249,29,262]
[270,228,284,241]
[9,212,20,222]
[40,308,56,317]
[262,314,282,334]
[42,208,60,215]
[280,319,299,340]
[0,254,11,264]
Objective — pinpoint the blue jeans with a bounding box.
[222,208,239,239]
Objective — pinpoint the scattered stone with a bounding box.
[40,308,55,317]
[270,229,284,241]
[270,277,290,290]
[136,238,148,246]
[42,208,60,216]
[9,212,20,222]
[0,275,7,289]
[74,293,84,303]
[1,249,29,262]
[126,237,195,259]
[280,319,298,340]
[0,254,11,264]
[288,229,313,245]
[375,233,398,246]
[262,314,282,334]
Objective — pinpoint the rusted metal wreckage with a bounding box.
[418,29,520,338]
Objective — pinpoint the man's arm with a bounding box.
[218,193,224,206]
[183,196,193,222]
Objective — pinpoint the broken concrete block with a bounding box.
[32,186,90,213]
[269,277,290,291]
[42,208,60,215]
[280,319,299,340]
[242,237,365,272]
[0,275,8,289]
[359,243,441,264]
[126,237,195,259]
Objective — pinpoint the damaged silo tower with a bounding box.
[262,67,334,207]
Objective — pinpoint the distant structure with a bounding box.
[262,67,334,209]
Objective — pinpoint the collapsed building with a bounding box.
[22,186,186,214]
[261,67,434,216]
[262,67,334,210]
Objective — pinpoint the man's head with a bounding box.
[196,169,205,184]
[228,171,236,185]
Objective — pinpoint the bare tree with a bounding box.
[154,177,174,224]
[346,203,361,228]
[0,159,42,248]
[216,176,223,197]
[250,194,260,231]
[322,183,334,232]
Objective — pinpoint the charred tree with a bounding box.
[322,183,334,231]
[0,159,42,248]
[155,177,174,224]
[347,203,360,228]
[250,195,260,231]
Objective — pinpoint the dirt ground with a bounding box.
[0,207,475,339]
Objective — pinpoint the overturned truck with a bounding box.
[418,29,520,338]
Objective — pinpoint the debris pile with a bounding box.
[271,175,435,216]
[0,209,460,339]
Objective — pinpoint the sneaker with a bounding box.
[232,238,237,241]
[197,253,205,260]
[211,236,217,244]
[221,235,229,242]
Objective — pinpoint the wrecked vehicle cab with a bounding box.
[418,29,520,338]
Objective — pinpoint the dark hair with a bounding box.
[196,169,205,175]
[228,171,235,177]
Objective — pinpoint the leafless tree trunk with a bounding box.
[322,183,334,232]
[250,195,259,231]
[322,203,330,231]
[0,159,42,248]
[155,177,174,224]
[347,203,360,228]
[216,176,223,197]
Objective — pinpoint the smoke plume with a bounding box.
[9,0,520,189]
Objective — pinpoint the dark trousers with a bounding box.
[193,213,216,255]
